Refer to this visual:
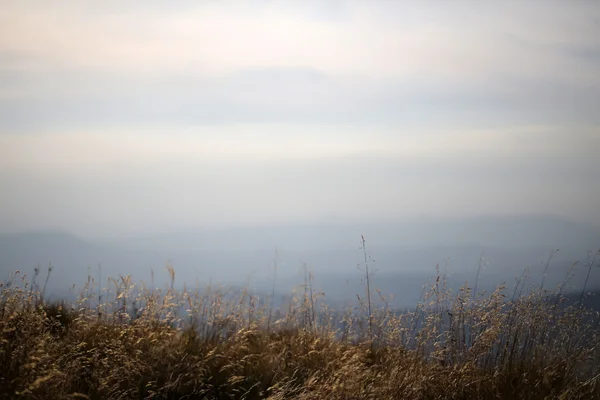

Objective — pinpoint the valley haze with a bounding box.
[1,215,599,309]
[1,2,599,308]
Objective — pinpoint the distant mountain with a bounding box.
[106,214,600,252]
[1,215,598,307]
[0,231,170,298]
[556,289,600,312]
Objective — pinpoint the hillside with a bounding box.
[1,267,599,399]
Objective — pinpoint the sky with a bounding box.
[0,1,599,239]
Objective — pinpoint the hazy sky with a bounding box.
[1,1,599,238]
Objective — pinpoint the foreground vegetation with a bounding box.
[1,251,600,399]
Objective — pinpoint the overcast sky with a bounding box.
[0,1,599,238]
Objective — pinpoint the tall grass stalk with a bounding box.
[540,248,559,291]
[580,249,600,305]
[1,250,600,399]
[360,234,373,341]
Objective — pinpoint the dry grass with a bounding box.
[1,260,599,399]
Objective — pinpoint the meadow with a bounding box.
[1,247,599,399]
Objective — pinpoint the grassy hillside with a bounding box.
[1,265,599,399]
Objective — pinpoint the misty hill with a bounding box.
[108,214,599,252]
[1,215,598,307]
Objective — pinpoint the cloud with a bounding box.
[1,64,599,131]
[0,1,598,131]
[1,1,599,84]
[0,1,599,235]
[1,125,597,178]
[2,140,599,237]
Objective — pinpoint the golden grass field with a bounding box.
[1,258,599,399]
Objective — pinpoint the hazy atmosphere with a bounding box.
[3,3,600,397]
[1,1,599,303]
